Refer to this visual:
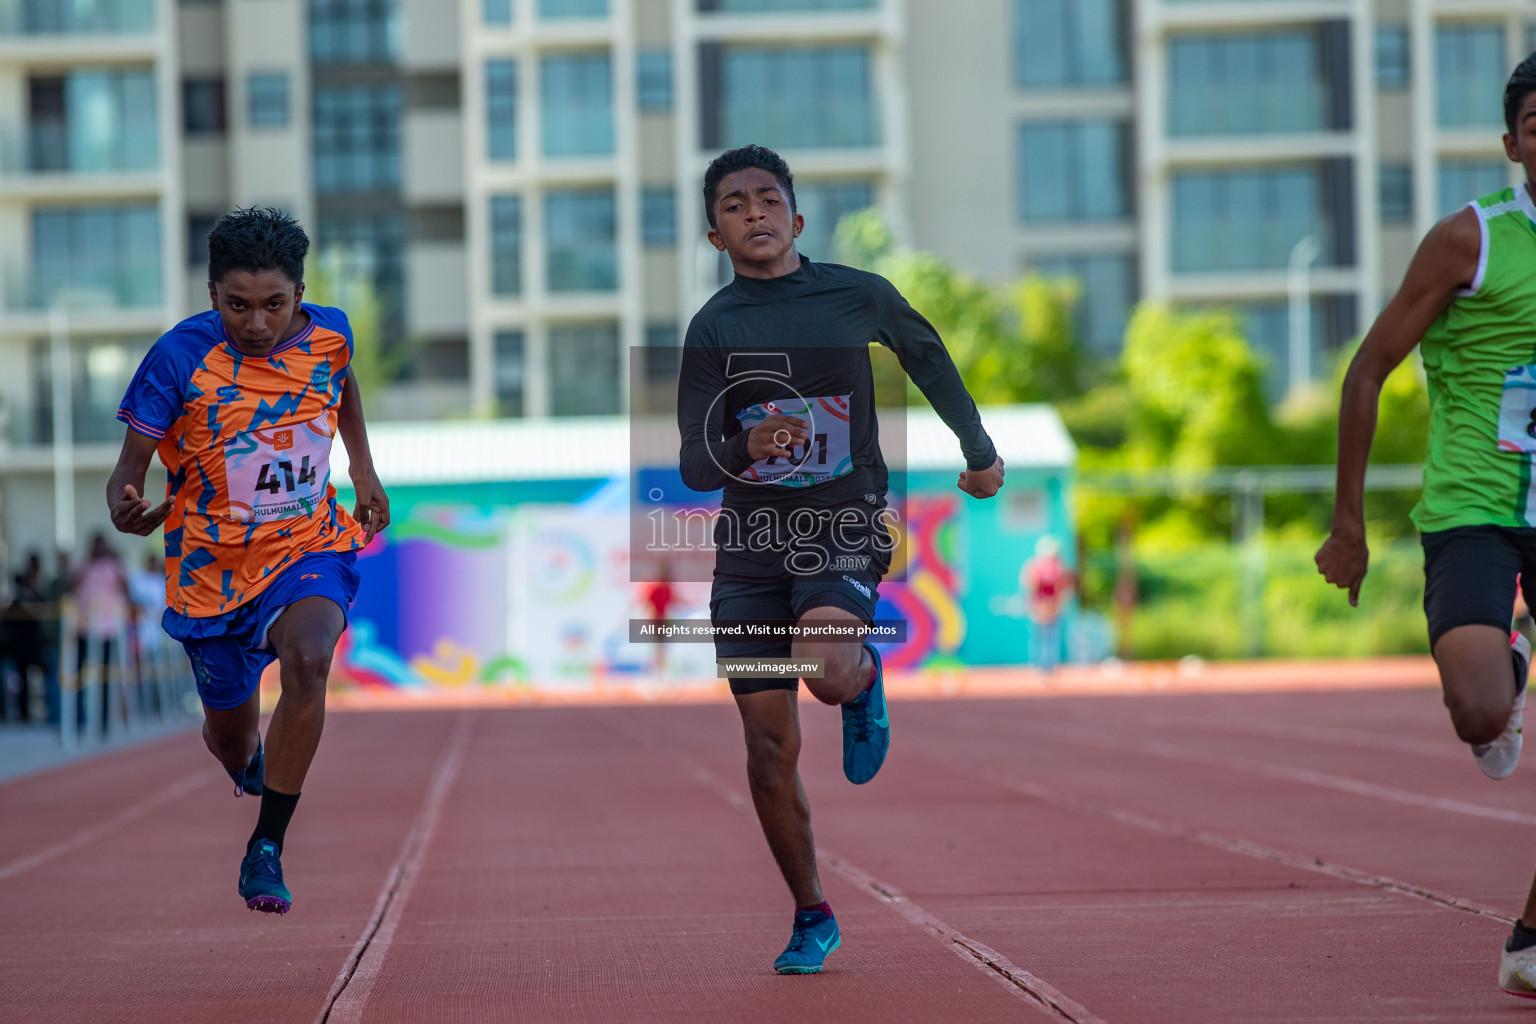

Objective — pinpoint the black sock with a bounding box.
[247,787,300,854]
[1510,919,1536,952]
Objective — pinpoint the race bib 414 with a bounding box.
[223,415,334,523]
[736,394,854,488]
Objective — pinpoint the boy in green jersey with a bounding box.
[1318,53,1536,998]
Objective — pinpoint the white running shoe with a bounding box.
[1472,633,1530,781]
[1500,938,1536,999]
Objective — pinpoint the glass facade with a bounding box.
[30,204,161,309]
[486,59,518,161]
[710,44,878,149]
[1167,31,1327,136]
[703,0,874,9]
[310,0,399,64]
[248,72,291,129]
[1376,26,1409,91]
[1017,120,1128,223]
[1379,163,1413,224]
[313,84,401,192]
[317,213,405,335]
[548,323,619,416]
[637,50,673,113]
[483,0,511,23]
[1014,0,1124,88]
[31,337,153,444]
[641,187,677,248]
[1171,166,1332,273]
[541,52,614,157]
[546,188,618,291]
[1436,24,1506,128]
[539,0,608,16]
[1033,253,1137,355]
[25,70,157,174]
[494,330,524,416]
[3,0,154,34]
[490,195,523,296]
[794,179,874,260]
[1439,160,1509,215]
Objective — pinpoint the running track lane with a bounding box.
[0,687,1527,1022]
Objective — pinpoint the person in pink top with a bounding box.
[1022,536,1075,674]
[72,533,132,730]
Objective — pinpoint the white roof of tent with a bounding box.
[335,404,1075,487]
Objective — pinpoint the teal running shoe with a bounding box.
[227,742,263,797]
[841,642,889,784]
[238,839,291,914]
[773,909,840,974]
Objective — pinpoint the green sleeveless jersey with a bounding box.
[1414,186,1536,532]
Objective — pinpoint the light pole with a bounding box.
[1288,235,1321,399]
[49,304,75,554]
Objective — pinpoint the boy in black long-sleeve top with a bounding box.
[677,145,1005,974]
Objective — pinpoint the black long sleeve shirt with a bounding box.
[677,257,996,520]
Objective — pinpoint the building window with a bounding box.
[541,52,614,157]
[644,323,681,383]
[642,187,677,248]
[549,323,620,415]
[248,72,291,128]
[30,204,161,310]
[637,49,673,113]
[31,336,154,445]
[1171,165,1337,273]
[490,195,522,296]
[705,43,879,150]
[1379,163,1413,223]
[700,0,874,9]
[310,0,398,64]
[187,213,218,266]
[486,59,517,161]
[494,330,524,416]
[9,0,155,34]
[483,0,511,24]
[794,179,874,260]
[317,213,406,336]
[1167,30,1336,136]
[313,84,401,192]
[1032,253,1137,355]
[182,77,226,135]
[26,70,157,173]
[1018,120,1128,223]
[1376,26,1410,91]
[1439,160,1509,215]
[1014,0,1124,88]
[547,188,617,291]
[1437,24,1506,128]
[539,0,607,17]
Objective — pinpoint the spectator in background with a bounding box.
[1,554,49,722]
[128,552,164,710]
[42,550,70,723]
[73,534,132,731]
[1022,536,1075,675]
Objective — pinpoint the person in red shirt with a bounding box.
[1022,536,1075,674]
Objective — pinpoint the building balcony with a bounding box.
[0,122,161,197]
[0,0,159,60]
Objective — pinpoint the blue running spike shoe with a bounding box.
[227,743,264,797]
[773,909,840,974]
[841,642,890,785]
[238,839,291,914]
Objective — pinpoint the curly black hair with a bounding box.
[206,206,309,287]
[1506,52,1536,135]
[702,145,797,230]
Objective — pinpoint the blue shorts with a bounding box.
[164,551,360,711]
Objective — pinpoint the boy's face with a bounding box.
[1503,91,1536,183]
[707,167,803,270]
[208,269,306,358]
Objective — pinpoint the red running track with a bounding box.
[2,687,1531,1023]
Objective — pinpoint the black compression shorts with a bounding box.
[1421,525,1536,647]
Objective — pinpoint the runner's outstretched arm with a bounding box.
[336,367,390,544]
[1317,207,1481,605]
[870,277,1004,498]
[676,333,811,491]
[106,429,172,536]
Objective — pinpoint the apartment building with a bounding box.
[1,0,1533,556]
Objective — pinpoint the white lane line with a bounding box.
[0,769,214,883]
[593,708,1106,1024]
[1135,716,1463,762]
[949,762,1514,926]
[965,715,1536,829]
[317,711,475,1024]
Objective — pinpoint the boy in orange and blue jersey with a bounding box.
[108,207,390,914]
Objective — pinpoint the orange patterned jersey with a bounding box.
[117,305,366,618]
